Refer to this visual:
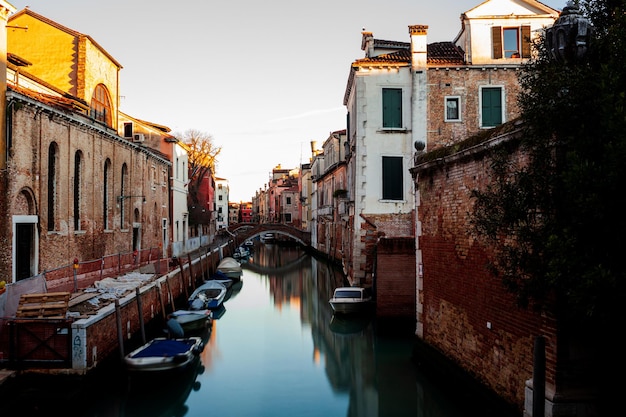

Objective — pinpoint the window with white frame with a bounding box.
[445,96,461,122]
[480,86,504,128]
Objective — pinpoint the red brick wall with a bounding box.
[426,68,521,151]
[417,145,558,407]
[376,237,416,318]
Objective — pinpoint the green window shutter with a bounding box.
[521,25,531,58]
[382,156,403,200]
[481,87,502,127]
[382,88,402,128]
[492,26,503,59]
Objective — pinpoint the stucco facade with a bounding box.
[342,0,558,296]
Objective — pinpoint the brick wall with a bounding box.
[0,97,170,282]
[416,141,558,407]
[426,68,521,151]
[376,237,416,318]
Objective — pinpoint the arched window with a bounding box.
[47,142,59,231]
[104,158,112,230]
[74,150,83,231]
[120,163,129,229]
[90,84,113,127]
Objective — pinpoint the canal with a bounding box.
[0,242,517,417]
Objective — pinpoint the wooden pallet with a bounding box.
[16,292,71,318]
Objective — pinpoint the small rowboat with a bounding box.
[124,337,204,372]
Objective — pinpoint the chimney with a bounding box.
[360,31,374,58]
[409,25,428,70]
[0,2,15,170]
[409,25,428,153]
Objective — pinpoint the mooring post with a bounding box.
[135,288,145,344]
[115,299,124,361]
[533,335,546,417]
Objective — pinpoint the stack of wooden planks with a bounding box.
[15,292,71,318]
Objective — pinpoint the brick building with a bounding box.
[341,0,558,322]
[0,7,171,283]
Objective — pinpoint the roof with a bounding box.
[353,41,465,67]
[344,40,466,104]
[9,8,122,69]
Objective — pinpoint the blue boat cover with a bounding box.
[131,339,195,358]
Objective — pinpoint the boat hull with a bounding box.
[125,337,204,372]
[188,281,227,310]
[329,300,373,314]
[217,257,243,279]
[172,310,213,332]
[329,287,373,315]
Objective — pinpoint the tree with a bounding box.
[176,129,222,205]
[470,0,626,329]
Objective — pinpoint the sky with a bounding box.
[8,0,565,202]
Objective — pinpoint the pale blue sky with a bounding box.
[8,0,565,202]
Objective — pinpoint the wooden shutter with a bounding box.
[382,88,402,128]
[382,156,403,200]
[521,25,531,58]
[481,87,503,127]
[492,26,503,59]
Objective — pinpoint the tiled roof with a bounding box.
[353,41,465,67]
[427,42,466,65]
[354,49,410,65]
[8,84,88,113]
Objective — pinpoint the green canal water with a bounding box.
[0,243,517,417]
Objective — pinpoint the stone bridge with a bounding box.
[227,223,311,247]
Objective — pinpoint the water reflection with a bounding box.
[0,243,514,417]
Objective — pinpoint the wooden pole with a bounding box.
[115,299,124,360]
[165,276,175,312]
[135,288,146,344]
[157,282,166,319]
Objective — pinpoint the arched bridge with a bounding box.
[227,223,311,247]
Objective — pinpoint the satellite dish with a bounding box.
[414,141,426,151]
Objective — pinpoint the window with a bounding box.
[47,143,58,231]
[123,123,133,138]
[492,26,531,59]
[382,88,402,128]
[120,164,128,229]
[382,156,403,200]
[103,159,112,230]
[503,28,519,58]
[481,87,503,128]
[218,195,223,201]
[151,166,156,189]
[285,213,292,223]
[74,151,82,231]
[90,84,113,127]
[445,96,461,122]
[286,196,292,205]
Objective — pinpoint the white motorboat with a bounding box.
[329,287,373,314]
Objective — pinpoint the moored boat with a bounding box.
[170,309,213,333]
[188,280,227,310]
[216,256,243,279]
[328,287,373,315]
[124,337,204,372]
